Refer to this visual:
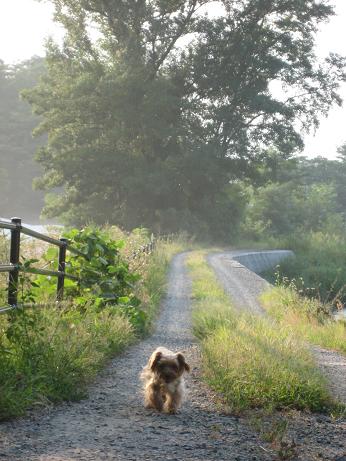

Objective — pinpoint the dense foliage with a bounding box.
[241,153,346,240]
[26,226,147,330]
[23,0,345,239]
[239,151,346,305]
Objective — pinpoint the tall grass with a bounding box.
[0,232,9,305]
[261,286,346,355]
[0,229,190,420]
[188,251,340,413]
[0,304,134,420]
[269,232,346,305]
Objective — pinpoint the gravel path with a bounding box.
[312,346,346,405]
[208,251,346,461]
[207,252,270,316]
[0,253,274,461]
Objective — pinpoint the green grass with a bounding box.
[0,304,134,420]
[261,286,346,355]
[187,251,341,414]
[264,231,346,305]
[0,232,190,421]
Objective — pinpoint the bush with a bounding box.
[28,226,147,331]
[241,182,341,240]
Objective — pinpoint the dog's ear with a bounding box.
[177,353,190,372]
[149,351,162,371]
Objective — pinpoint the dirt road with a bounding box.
[0,253,273,461]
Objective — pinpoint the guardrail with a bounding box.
[0,218,156,315]
[131,238,155,258]
[0,217,88,314]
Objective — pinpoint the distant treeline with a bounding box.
[240,151,346,241]
[0,57,45,222]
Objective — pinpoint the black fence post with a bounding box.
[8,217,21,306]
[57,238,67,301]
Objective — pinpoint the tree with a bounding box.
[0,57,46,221]
[289,155,346,216]
[242,180,341,238]
[25,0,346,238]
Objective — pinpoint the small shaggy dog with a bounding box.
[140,347,190,414]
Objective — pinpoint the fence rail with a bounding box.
[0,217,89,314]
[0,217,156,315]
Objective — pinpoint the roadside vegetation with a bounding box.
[268,232,346,307]
[261,285,346,356]
[0,227,188,420]
[238,155,346,310]
[187,251,341,414]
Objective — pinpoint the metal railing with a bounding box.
[0,217,87,314]
[0,218,156,314]
[131,237,155,258]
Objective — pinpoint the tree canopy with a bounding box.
[25,0,346,238]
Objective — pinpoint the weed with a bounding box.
[261,286,346,355]
[0,303,134,420]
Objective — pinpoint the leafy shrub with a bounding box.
[33,226,147,330]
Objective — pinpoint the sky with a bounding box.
[0,0,345,160]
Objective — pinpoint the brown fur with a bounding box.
[140,347,190,414]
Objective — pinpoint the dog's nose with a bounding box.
[163,372,176,382]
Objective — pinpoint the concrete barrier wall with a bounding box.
[232,250,294,274]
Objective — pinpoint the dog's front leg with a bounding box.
[145,383,164,412]
[165,390,182,414]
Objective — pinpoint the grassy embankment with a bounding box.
[261,286,346,355]
[237,231,346,304]
[0,228,188,420]
[256,232,346,355]
[263,232,346,304]
[187,251,342,414]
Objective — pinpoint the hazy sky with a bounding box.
[1,0,345,159]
